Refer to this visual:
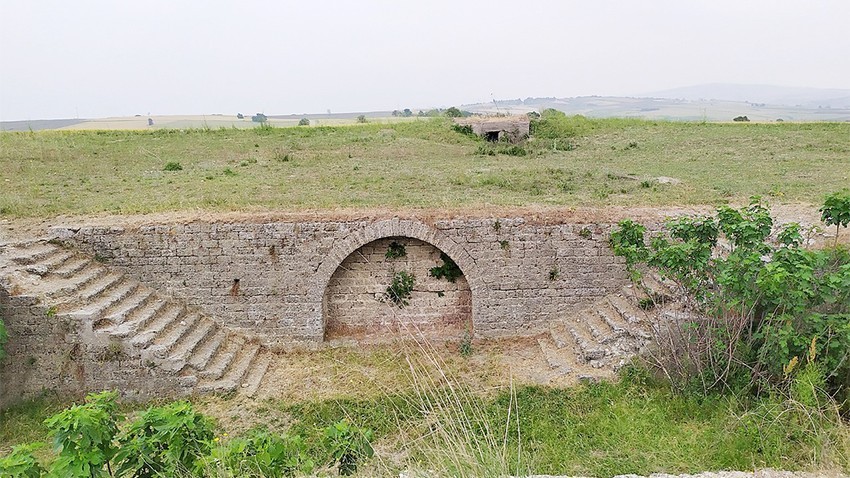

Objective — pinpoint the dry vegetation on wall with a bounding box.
[1,116,849,217]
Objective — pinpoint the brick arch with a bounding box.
[310,219,482,339]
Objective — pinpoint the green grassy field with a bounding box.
[1,118,848,218]
[2,366,847,476]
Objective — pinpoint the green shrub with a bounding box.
[163,161,183,171]
[429,252,462,283]
[820,190,850,246]
[609,219,648,280]
[385,241,407,260]
[501,145,526,157]
[386,271,415,308]
[451,123,475,137]
[43,391,121,477]
[609,195,850,397]
[0,443,46,478]
[322,420,374,476]
[298,118,310,126]
[114,401,215,478]
[207,430,314,478]
[475,144,496,156]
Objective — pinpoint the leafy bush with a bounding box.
[298,118,310,126]
[163,161,183,171]
[114,401,215,477]
[207,430,314,478]
[610,195,850,398]
[608,219,648,280]
[450,123,475,137]
[386,271,415,308]
[43,390,121,477]
[322,420,374,476]
[820,190,850,245]
[356,115,367,124]
[1,395,379,478]
[501,145,526,157]
[0,443,46,478]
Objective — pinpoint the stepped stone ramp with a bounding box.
[534,270,674,384]
[1,240,274,398]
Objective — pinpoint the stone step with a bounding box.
[548,320,576,349]
[221,342,262,386]
[187,331,227,372]
[46,264,103,298]
[606,296,653,340]
[199,339,241,381]
[67,280,137,317]
[169,319,216,362]
[608,294,645,325]
[197,342,261,393]
[595,303,631,341]
[51,256,93,279]
[241,352,272,398]
[563,320,607,362]
[537,335,577,374]
[35,249,75,270]
[148,313,200,359]
[582,308,613,341]
[101,287,154,325]
[130,304,185,349]
[75,272,126,303]
[102,298,167,336]
[10,243,60,265]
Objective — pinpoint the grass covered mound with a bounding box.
[1,116,849,217]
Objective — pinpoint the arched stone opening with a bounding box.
[323,236,472,341]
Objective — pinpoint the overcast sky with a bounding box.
[1,0,848,121]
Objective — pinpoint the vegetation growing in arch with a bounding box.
[385,241,406,260]
[429,252,463,283]
[386,271,415,308]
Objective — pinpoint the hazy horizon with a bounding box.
[2,1,849,121]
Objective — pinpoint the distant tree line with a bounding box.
[391,106,472,118]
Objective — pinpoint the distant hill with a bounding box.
[644,83,850,109]
[5,84,850,131]
[461,93,850,122]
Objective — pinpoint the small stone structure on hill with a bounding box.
[454,115,530,143]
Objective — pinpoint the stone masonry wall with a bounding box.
[53,216,628,347]
[0,286,191,407]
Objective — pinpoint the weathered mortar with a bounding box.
[52,217,629,347]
